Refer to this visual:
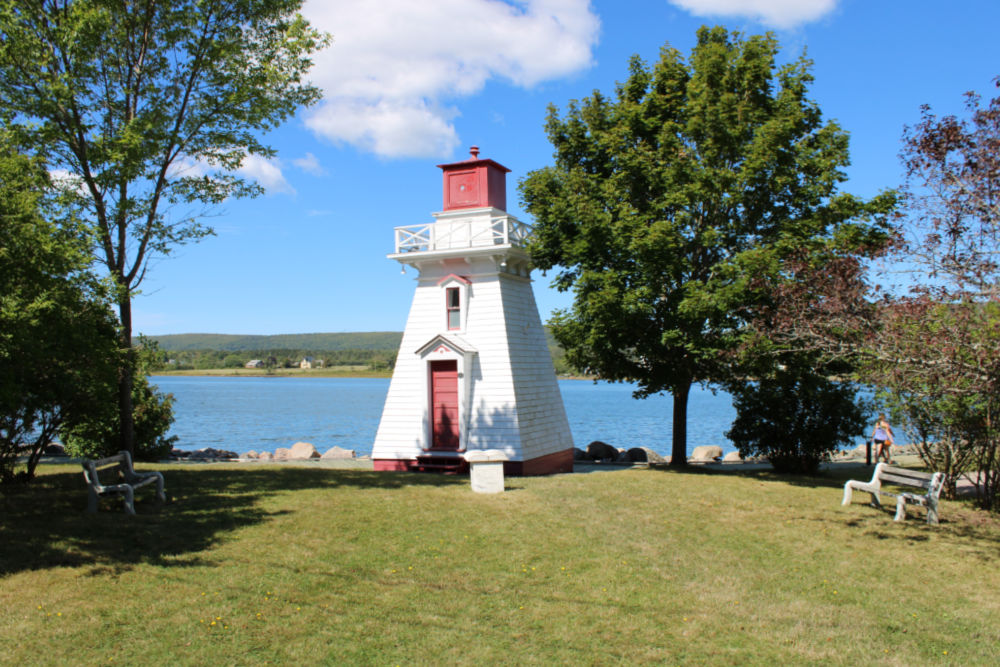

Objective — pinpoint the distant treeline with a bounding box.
[141,332,404,352]
[141,330,572,374]
[155,348,397,371]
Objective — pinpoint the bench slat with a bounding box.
[879,472,932,489]
[881,465,934,481]
[91,453,128,468]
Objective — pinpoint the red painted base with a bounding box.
[373,448,574,477]
[373,459,408,472]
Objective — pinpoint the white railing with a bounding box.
[394,214,532,253]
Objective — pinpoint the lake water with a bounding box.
[150,375,744,459]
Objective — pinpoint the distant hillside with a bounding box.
[144,332,403,352]
[144,329,572,374]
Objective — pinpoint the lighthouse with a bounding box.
[371,147,574,475]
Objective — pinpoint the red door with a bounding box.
[430,360,459,450]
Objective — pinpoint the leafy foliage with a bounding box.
[763,78,1000,509]
[0,0,327,454]
[519,26,894,464]
[879,388,984,499]
[726,365,870,475]
[0,133,118,484]
[63,339,177,462]
[62,374,176,462]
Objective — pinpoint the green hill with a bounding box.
[143,330,572,374]
[144,332,403,352]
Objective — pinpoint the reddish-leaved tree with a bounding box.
[761,78,1000,510]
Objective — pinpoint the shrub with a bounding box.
[63,373,177,462]
[727,367,869,475]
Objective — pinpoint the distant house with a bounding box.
[245,359,264,369]
[300,357,314,369]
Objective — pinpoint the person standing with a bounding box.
[871,414,894,463]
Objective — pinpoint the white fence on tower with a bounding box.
[394,214,531,253]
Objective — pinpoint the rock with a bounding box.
[244,450,258,459]
[257,451,273,461]
[189,447,238,460]
[321,446,356,460]
[572,447,589,461]
[722,451,743,463]
[43,442,67,457]
[586,440,619,461]
[288,442,320,459]
[273,447,291,460]
[690,445,723,462]
[622,447,666,463]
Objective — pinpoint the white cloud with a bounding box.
[167,154,293,195]
[301,0,600,159]
[48,168,88,196]
[237,154,295,195]
[52,155,294,199]
[292,152,326,175]
[165,155,210,179]
[667,0,838,29]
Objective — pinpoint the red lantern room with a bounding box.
[437,145,511,211]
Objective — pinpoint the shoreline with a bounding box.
[151,369,594,380]
[151,368,392,379]
[30,451,921,470]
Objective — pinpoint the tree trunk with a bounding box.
[118,296,136,457]
[671,379,691,466]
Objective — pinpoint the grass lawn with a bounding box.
[2,463,998,665]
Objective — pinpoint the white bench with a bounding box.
[82,451,165,515]
[841,462,945,525]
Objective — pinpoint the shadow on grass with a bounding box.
[648,461,851,491]
[648,463,1000,559]
[0,465,464,577]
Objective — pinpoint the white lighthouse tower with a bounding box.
[372,147,574,475]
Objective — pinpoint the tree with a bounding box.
[0,133,118,484]
[63,338,177,462]
[881,80,1000,508]
[763,78,1000,510]
[0,0,326,455]
[726,361,869,475]
[519,26,894,465]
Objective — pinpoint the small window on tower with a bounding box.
[446,287,461,330]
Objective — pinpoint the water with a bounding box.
[150,375,743,458]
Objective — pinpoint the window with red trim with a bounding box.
[446,287,461,330]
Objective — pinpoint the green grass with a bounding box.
[2,464,998,665]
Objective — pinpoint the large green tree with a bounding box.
[519,26,894,465]
[0,0,326,455]
[0,132,118,484]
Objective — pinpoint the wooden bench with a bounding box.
[841,462,945,525]
[82,451,165,515]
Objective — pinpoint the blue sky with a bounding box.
[132,0,1000,336]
